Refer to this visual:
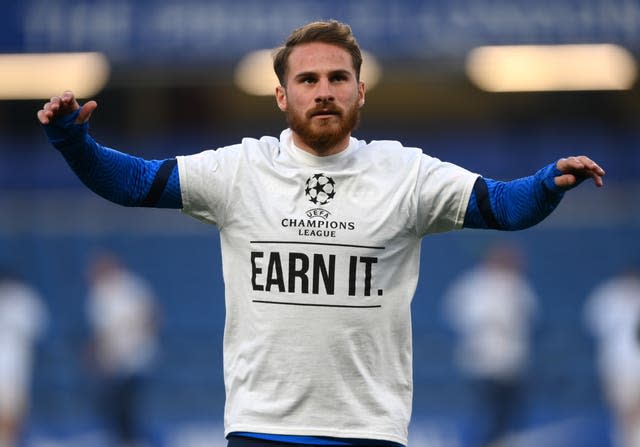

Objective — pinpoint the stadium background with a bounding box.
[1,0,639,445]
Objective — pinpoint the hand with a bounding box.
[555,156,605,189]
[36,90,97,126]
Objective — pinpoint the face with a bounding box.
[275,42,365,156]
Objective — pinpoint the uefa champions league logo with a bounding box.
[280,172,354,234]
[305,173,336,205]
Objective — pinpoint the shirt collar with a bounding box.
[279,128,357,167]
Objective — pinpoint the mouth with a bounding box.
[309,108,341,119]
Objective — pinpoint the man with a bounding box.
[584,265,640,447]
[0,268,47,447]
[443,242,538,446]
[85,251,159,447]
[37,20,604,447]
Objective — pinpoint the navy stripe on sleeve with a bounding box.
[142,158,177,207]
[473,177,501,229]
[463,163,565,231]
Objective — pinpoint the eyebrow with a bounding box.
[293,69,353,81]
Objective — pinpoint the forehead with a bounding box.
[287,42,355,76]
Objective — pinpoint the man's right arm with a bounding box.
[37,91,182,209]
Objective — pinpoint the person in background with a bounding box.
[85,252,160,447]
[0,267,48,447]
[584,264,640,447]
[443,242,538,447]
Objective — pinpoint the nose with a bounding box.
[315,78,334,103]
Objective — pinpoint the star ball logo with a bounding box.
[305,173,335,205]
[280,172,354,237]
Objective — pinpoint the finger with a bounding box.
[573,156,605,186]
[590,170,605,187]
[579,168,604,187]
[45,99,59,114]
[60,91,80,111]
[580,157,606,177]
[593,175,604,187]
[37,101,56,124]
[44,92,77,117]
[43,97,68,120]
[554,165,605,189]
[50,96,66,113]
[560,156,606,176]
[61,90,74,104]
[76,100,98,124]
[556,156,585,173]
[37,91,79,125]
[37,109,50,125]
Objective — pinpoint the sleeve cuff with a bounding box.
[41,109,88,150]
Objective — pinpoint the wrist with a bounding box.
[42,109,88,150]
[537,161,564,194]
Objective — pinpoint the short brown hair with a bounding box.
[273,20,363,86]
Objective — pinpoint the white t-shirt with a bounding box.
[584,274,640,412]
[0,280,47,415]
[87,270,158,375]
[443,266,538,380]
[177,129,477,445]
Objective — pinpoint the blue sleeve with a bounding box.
[463,162,565,230]
[42,110,182,209]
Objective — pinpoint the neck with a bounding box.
[291,132,351,157]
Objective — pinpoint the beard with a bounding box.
[286,100,360,155]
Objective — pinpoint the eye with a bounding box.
[331,74,347,82]
[301,76,317,84]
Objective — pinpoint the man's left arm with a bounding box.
[463,156,605,230]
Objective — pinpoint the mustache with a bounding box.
[307,103,342,118]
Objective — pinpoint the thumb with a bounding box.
[554,173,578,189]
[75,100,97,124]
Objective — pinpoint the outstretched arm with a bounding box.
[464,156,605,230]
[37,91,182,209]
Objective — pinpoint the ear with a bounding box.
[275,85,287,111]
[358,80,366,107]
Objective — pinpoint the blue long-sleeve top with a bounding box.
[43,109,568,230]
